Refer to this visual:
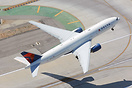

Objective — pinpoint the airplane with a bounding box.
[14,17,120,77]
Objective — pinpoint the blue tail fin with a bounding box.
[21,51,42,64]
[21,51,42,77]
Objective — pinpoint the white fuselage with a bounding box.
[29,17,119,67]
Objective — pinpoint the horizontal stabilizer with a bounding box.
[15,51,42,77]
[20,51,42,77]
[30,63,40,77]
[14,57,30,65]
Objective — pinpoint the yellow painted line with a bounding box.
[37,6,40,13]
[82,66,132,81]
[123,16,132,25]
[55,10,63,17]
[102,66,132,71]
[104,0,132,25]
[67,20,79,24]
[88,66,132,78]
[42,1,132,88]
[81,0,132,77]
[46,66,132,88]
[128,20,132,25]
[94,0,132,69]
[62,9,85,30]
[3,0,40,11]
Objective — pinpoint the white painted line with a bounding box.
[42,81,62,88]
[99,58,132,70]
[0,68,25,77]
[100,34,132,45]
[0,34,131,78]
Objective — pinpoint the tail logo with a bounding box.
[24,53,35,63]
[21,51,42,63]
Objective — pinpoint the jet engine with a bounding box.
[73,27,83,33]
[91,43,101,53]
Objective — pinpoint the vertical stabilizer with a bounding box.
[15,51,42,77]
[21,51,42,77]
[21,51,42,63]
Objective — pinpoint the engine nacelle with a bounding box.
[91,43,101,53]
[73,27,83,33]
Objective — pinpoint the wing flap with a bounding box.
[73,40,91,73]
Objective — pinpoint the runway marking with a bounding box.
[37,6,40,13]
[0,6,85,85]
[104,0,132,25]
[0,68,24,77]
[43,64,132,88]
[55,10,63,17]
[125,17,132,25]
[42,66,132,88]
[41,1,132,88]
[104,0,122,16]
[67,20,79,24]
[100,34,132,45]
[99,58,132,70]
[3,0,39,11]
[95,0,132,69]
[40,32,132,87]
[98,66,132,75]
[87,19,132,72]
[42,81,62,88]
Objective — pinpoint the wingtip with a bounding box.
[32,74,37,78]
[83,69,88,74]
[29,21,34,24]
[83,71,87,74]
[29,21,41,26]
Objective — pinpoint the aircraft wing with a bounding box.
[29,21,78,42]
[73,40,91,73]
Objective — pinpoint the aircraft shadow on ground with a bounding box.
[42,72,132,88]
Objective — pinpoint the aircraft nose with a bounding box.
[116,17,120,21]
